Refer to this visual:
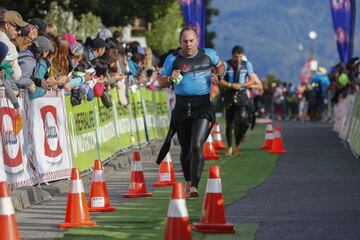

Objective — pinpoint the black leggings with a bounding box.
[177,118,210,188]
[225,105,249,147]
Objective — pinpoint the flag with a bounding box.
[329,0,356,63]
[178,0,206,48]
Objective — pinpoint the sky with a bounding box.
[208,0,360,84]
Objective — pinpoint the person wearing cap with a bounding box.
[18,18,48,51]
[0,40,21,115]
[0,10,28,81]
[85,37,106,63]
[18,36,54,99]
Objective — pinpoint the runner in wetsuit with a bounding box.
[219,45,256,156]
[157,27,225,197]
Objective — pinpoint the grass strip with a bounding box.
[56,124,278,240]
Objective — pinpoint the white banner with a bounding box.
[339,95,355,140]
[0,90,34,188]
[29,91,72,182]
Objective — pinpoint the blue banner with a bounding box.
[178,0,206,48]
[330,0,356,63]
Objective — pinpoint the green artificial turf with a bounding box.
[56,124,278,240]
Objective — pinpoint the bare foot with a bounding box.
[235,146,240,156]
[227,147,233,156]
[185,181,191,195]
[189,187,199,198]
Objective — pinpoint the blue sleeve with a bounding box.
[159,54,175,76]
[35,59,48,79]
[204,48,220,66]
[246,61,254,74]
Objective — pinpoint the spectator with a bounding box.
[18,36,54,99]
[0,41,20,115]
[17,18,47,51]
[0,10,28,81]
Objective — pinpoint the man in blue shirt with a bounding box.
[157,27,225,197]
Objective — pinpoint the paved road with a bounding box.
[226,121,360,240]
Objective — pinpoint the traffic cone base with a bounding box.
[0,181,21,240]
[58,221,96,228]
[123,192,152,198]
[153,181,175,187]
[192,223,235,234]
[270,149,287,154]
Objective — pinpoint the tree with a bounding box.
[44,2,102,40]
[145,1,183,55]
[3,0,174,27]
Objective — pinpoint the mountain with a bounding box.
[208,0,360,84]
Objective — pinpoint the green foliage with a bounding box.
[45,2,102,40]
[145,1,183,55]
[66,0,173,27]
[3,0,173,27]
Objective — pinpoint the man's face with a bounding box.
[232,53,243,65]
[5,22,20,40]
[180,30,199,57]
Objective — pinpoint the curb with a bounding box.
[11,141,174,212]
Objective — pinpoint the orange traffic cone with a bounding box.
[164,183,192,240]
[260,120,274,150]
[0,181,20,240]
[153,152,176,187]
[269,125,287,154]
[204,134,219,161]
[88,160,116,212]
[58,168,96,228]
[123,150,152,198]
[193,166,235,234]
[212,122,225,151]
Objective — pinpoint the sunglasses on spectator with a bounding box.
[9,22,21,30]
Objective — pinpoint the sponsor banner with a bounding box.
[339,94,355,140]
[154,90,170,138]
[29,91,72,182]
[111,88,133,149]
[141,88,157,141]
[347,93,360,157]
[129,90,147,144]
[65,95,98,171]
[0,90,34,187]
[95,96,119,161]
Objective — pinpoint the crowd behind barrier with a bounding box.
[0,86,170,189]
